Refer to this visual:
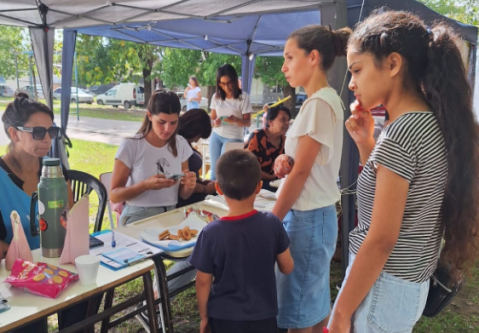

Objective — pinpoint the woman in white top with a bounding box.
[271,25,351,332]
[209,64,253,180]
[184,75,202,111]
[110,90,197,225]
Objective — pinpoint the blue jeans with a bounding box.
[209,131,243,180]
[187,101,199,110]
[329,253,429,332]
[276,205,338,329]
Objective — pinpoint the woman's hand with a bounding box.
[328,313,352,333]
[274,154,294,178]
[200,318,211,333]
[181,171,197,189]
[222,115,236,124]
[142,174,176,191]
[345,100,375,146]
[214,118,222,127]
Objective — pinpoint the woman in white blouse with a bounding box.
[183,75,202,111]
[209,64,253,180]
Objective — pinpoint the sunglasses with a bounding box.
[15,126,60,140]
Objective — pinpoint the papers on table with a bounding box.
[90,231,160,270]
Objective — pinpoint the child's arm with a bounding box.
[277,247,294,274]
[196,270,213,333]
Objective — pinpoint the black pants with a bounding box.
[209,317,277,333]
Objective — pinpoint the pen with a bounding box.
[107,201,116,248]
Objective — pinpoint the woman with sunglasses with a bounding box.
[209,64,253,180]
[0,96,96,333]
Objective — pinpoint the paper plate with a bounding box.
[140,214,207,252]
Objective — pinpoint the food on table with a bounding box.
[5,259,78,298]
[157,227,199,241]
[158,230,170,240]
[182,227,192,241]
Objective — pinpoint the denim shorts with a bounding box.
[276,205,338,329]
[120,204,176,225]
[329,253,430,333]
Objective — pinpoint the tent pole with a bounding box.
[75,51,79,120]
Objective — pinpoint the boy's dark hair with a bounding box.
[217,150,261,201]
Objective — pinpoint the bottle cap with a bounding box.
[43,158,61,166]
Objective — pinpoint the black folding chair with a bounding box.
[68,170,108,232]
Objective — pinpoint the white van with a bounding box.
[96,83,144,109]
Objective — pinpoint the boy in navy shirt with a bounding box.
[190,150,294,333]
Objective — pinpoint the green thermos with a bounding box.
[30,158,68,258]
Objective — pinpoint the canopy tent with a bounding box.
[0,0,477,273]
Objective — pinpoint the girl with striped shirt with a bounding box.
[329,10,479,333]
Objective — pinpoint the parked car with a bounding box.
[96,83,144,109]
[16,85,44,99]
[176,91,208,111]
[0,85,15,97]
[53,87,94,104]
[88,84,115,96]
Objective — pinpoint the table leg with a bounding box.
[152,255,174,333]
[143,271,160,333]
[100,289,115,333]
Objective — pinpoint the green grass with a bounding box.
[0,96,145,122]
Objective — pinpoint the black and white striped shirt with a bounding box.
[350,112,447,283]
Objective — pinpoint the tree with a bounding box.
[75,36,162,103]
[255,56,296,115]
[0,26,31,81]
[418,0,478,26]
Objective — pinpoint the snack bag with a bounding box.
[185,207,220,223]
[4,259,78,299]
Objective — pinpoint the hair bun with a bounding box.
[14,92,30,100]
[332,27,352,57]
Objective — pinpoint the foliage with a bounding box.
[157,49,241,88]
[254,56,286,87]
[75,35,161,87]
[418,0,478,26]
[0,26,32,80]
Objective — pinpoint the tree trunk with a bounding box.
[283,84,296,118]
[143,65,152,105]
[206,86,216,112]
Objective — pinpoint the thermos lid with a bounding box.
[43,158,61,166]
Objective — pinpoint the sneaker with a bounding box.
[135,301,162,331]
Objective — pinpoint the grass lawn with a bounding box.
[0,96,145,122]
[1,139,479,332]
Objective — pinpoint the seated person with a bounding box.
[190,150,294,333]
[110,90,197,301]
[0,96,99,333]
[177,109,216,207]
[245,105,291,192]
[110,90,197,225]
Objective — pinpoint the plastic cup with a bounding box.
[75,255,100,286]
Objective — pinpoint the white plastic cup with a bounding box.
[75,255,100,286]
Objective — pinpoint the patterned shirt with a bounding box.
[245,129,284,176]
[350,112,447,283]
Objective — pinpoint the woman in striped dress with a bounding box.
[329,10,479,333]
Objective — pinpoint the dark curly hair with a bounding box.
[2,96,54,151]
[350,10,479,278]
[179,109,212,143]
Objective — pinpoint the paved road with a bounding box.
[0,112,260,147]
